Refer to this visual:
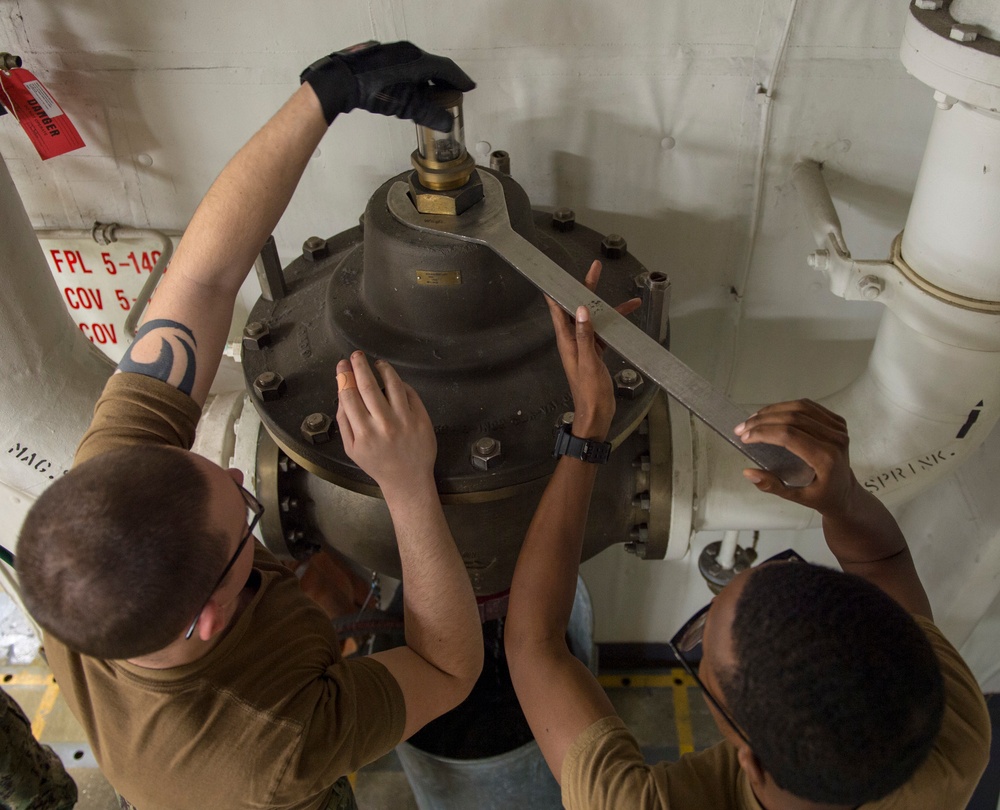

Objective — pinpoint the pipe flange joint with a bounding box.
[698,540,758,595]
[601,233,628,259]
[254,371,287,401]
[552,208,576,232]
[614,368,644,398]
[302,236,329,261]
[301,412,334,444]
[471,436,502,470]
[242,321,271,351]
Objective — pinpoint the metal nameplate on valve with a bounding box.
[386,172,815,488]
[416,269,463,286]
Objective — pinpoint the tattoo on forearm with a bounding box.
[119,319,198,396]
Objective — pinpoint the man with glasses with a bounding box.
[505,276,991,809]
[15,42,483,810]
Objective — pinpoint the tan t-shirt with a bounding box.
[562,616,991,810]
[43,373,407,810]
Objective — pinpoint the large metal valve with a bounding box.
[242,158,674,594]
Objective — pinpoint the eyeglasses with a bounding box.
[667,547,806,746]
[184,483,264,641]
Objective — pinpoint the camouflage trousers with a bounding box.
[0,687,77,810]
[116,775,357,810]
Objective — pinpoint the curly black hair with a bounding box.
[719,562,944,805]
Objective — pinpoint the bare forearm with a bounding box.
[823,482,933,618]
[822,482,907,565]
[168,85,327,296]
[507,458,599,644]
[384,481,482,682]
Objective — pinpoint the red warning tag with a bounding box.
[0,68,84,160]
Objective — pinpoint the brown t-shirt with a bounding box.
[562,617,991,809]
[43,373,407,810]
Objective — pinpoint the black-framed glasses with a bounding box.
[667,548,806,746]
[184,484,264,641]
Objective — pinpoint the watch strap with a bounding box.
[553,424,611,464]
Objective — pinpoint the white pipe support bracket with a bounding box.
[791,160,898,303]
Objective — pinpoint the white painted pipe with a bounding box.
[679,104,1000,536]
[0,156,114,506]
[717,530,739,570]
[901,102,1000,303]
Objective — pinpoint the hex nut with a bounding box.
[254,371,287,402]
[601,233,628,259]
[408,171,485,216]
[614,368,644,398]
[471,436,502,470]
[552,208,576,232]
[242,321,271,351]
[950,23,978,42]
[301,412,334,444]
[303,236,329,261]
[625,525,649,556]
[858,274,884,300]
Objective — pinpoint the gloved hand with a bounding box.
[300,41,475,130]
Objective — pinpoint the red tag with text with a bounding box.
[0,68,84,160]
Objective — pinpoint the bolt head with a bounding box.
[301,412,334,444]
[807,250,829,271]
[858,274,884,300]
[950,23,978,42]
[471,437,502,470]
[303,236,329,261]
[614,368,644,398]
[557,411,575,428]
[242,321,271,350]
[254,371,286,401]
[552,208,576,232]
[601,233,628,259]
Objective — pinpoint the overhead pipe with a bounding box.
[0,155,116,625]
[0,160,115,500]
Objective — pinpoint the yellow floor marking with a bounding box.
[30,677,60,740]
[671,680,696,755]
[599,668,699,755]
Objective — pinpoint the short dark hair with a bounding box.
[720,562,944,805]
[17,446,228,659]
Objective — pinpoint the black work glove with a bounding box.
[300,41,475,130]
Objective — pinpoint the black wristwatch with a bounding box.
[553,424,612,464]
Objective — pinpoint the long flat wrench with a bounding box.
[388,173,814,487]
